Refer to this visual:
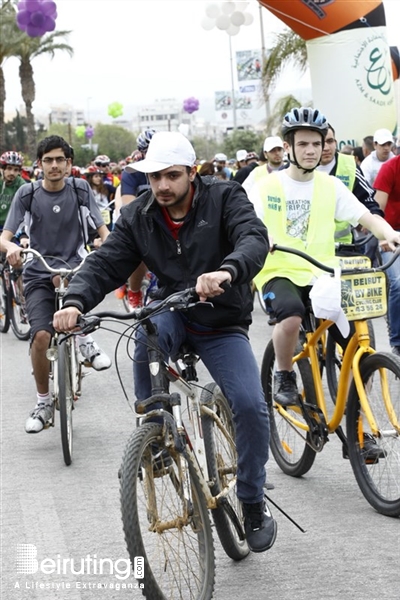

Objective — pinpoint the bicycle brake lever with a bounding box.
[76,314,101,334]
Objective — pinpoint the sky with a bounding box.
[3,0,400,125]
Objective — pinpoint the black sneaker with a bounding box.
[242,500,277,553]
[342,433,386,463]
[274,370,300,407]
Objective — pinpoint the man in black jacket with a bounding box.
[53,131,276,553]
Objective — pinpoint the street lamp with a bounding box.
[201,2,254,131]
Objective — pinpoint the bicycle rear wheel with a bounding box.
[120,422,215,600]
[346,352,400,517]
[201,383,249,561]
[0,271,10,333]
[58,336,74,466]
[10,289,30,341]
[261,340,317,477]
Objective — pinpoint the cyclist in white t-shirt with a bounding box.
[250,107,400,407]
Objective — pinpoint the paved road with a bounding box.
[1,295,399,600]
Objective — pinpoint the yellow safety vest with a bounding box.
[333,153,356,243]
[253,171,339,289]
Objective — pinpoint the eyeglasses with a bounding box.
[41,157,67,165]
[95,161,109,167]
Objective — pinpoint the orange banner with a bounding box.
[258,0,382,40]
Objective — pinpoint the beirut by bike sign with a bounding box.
[14,544,144,592]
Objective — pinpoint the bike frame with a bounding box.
[138,328,237,511]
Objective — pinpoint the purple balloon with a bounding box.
[85,127,94,139]
[16,0,58,36]
[16,10,31,26]
[183,97,199,114]
[26,23,44,37]
[42,1,57,17]
[31,11,45,27]
[44,15,56,31]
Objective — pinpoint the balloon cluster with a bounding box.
[16,0,58,38]
[202,2,253,36]
[108,102,123,119]
[183,97,200,114]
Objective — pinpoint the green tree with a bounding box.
[16,28,73,159]
[0,0,25,152]
[190,136,219,162]
[4,109,27,152]
[222,129,265,158]
[93,124,136,162]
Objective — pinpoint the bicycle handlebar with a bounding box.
[334,231,375,254]
[272,243,400,275]
[76,287,204,335]
[21,248,84,276]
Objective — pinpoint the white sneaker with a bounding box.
[25,403,54,433]
[79,340,111,371]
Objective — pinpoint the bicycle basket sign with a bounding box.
[340,271,387,320]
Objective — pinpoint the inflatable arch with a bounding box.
[259,0,398,146]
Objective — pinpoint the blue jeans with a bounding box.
[381,245,400,347]
[134,310,270,503]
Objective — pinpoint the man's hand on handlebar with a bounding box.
[5,242,24,267]
[196,270,232,302]
[53,307,82,332]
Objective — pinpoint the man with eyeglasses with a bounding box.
[0,135,112,434]
[317,124,383,260]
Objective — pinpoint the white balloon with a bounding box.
[235,1,249,10]
[230,11,245,26]
[222,1,236,15]
[226,23,240,36]
[216,14,230,30]
[201,16,215,31]
[243,12,254,26]
[205,3,220,19]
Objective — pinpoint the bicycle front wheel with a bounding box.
[347,352,400,517]
[0,272,10,333]
[261,340,317,477]
[120,422,215,600]
[201,383,249,561]
[58,336,74,466]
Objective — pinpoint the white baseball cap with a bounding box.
[309,271,350,338]
[128,132,196,173]
[264,136,284,152]
[236,149,247,162]
[373,128,393,145]
[214,153,227,162]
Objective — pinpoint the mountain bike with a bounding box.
[261,244,400,517]
[21,248,85,466]
[76,288,249,599]
[0,259,30,340]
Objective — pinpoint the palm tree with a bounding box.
[0,0,25,152]
[260,28,311,131]
[262,29,308,103]
[16,30,73,158]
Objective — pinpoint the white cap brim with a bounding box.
[126,159,175,174]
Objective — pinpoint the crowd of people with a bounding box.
[1,109,400,556]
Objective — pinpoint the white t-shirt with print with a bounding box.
[249,170,367,242]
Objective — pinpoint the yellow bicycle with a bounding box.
[261,244,400,517]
